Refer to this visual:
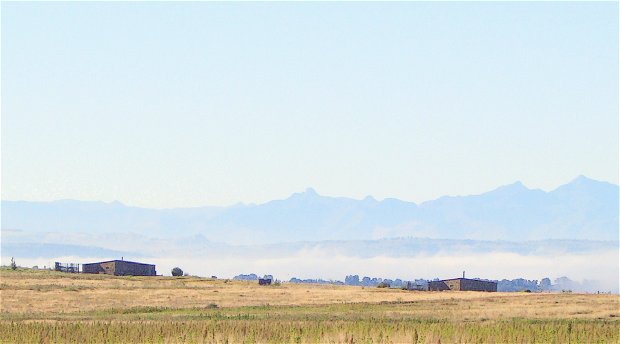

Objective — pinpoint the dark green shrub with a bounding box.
[171,267,183,277]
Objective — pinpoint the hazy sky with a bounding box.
[2,2,618,208]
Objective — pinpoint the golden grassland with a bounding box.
[0,268,619,343]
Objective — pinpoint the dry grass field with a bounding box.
[1,268,619,343]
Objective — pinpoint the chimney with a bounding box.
[463,271,465,279]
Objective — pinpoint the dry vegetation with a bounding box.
[1,268,619,343]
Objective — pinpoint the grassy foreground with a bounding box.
[1,268,618,343]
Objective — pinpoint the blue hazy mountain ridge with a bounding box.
[1,242,136,259]
[417,176,618,240]
[1,200,226,238]
[1,237,616,260]
[1,176,618,244]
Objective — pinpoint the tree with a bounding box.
[10,257,17,270]
[540,277,552,291]
[171,267,183,276]
[345,275,360,286]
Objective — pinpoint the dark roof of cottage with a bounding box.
[82,260,155,266]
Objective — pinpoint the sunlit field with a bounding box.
[1,268,618,343]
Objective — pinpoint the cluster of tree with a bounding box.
[287,275,428,288]
[497,278,544,292]
[233,273,274,281]
[344,275,427,288]
[289,278,344,285]
[345,275,394,287]
[495,277,605,293]
[548,276,605,293]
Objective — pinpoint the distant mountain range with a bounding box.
[2,237,616,260]
[2,175,618,244]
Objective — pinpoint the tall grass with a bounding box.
[1,317,618,343]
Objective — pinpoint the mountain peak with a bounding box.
[494,180,528,193]
[552,175,618,195]
[571,175,596,185]
[304,187,318,195]
[287,187,321,201]
[363,195,377,202]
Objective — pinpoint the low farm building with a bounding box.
[82,260,156,276]
[428,278,497,292]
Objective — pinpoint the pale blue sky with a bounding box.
[2,2,618,208]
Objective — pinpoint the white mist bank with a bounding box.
[4,249,618,293]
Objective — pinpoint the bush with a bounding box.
[377,282,390,288]
[10,257,17,270]
[171,267,183,277]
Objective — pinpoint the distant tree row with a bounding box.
[233,273,273,281]
[289,277,344,285]
[496,277,595,292]
[167,269,607,293]
[344,275,427,288]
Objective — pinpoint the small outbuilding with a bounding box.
[258,278,272,286]
[82,259,156,276]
